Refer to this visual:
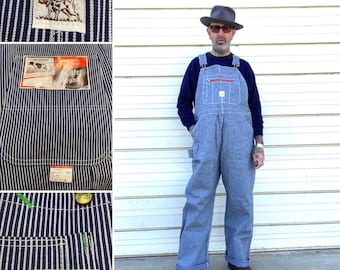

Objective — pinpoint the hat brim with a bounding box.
[200,17,243,30]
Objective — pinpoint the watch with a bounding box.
[256,143,264,149]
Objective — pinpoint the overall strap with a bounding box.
[198,54,208,69]
[232,54,240,69]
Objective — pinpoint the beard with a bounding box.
[211,37,231,56]
[212,43,231,56]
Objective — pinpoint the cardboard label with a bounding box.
[219,90,225,97]
[33,0,86,34]
[50,166,73,183]
[20,56,90,90]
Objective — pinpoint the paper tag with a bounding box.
[219,90,225,97]
[50,166,73,183]
[20,56,90,90]
[33,0,86,34]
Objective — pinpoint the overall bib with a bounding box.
[0,44,112,190]
[177,54,255,270]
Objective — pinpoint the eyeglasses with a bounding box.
[209,24,233,33]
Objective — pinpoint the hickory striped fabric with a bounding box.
[0,160,112,190]
[0,0,112,42]
[0,44,112,190]
[0,193,112,270]
[0,45,7,112]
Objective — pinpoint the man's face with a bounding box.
[207,23,236,56]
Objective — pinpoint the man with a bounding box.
[176,6,264,270]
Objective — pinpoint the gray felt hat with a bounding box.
[200,5,243,30]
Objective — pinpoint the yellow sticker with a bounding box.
[50,166,73,183]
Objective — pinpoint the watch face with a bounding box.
[75,193,93,205]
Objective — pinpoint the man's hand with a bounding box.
[253,146,264,169]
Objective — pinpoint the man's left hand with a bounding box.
[252,147,264,169]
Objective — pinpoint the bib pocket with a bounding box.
[0,107,111,166]
[0,44,111,167]
[203,74,241,105]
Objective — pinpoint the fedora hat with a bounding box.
[200,5,243,30]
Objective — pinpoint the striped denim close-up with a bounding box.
[0,0,112,42]
[0,193,112,270]
[0,44,112,190]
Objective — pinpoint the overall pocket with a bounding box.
[0,235,69,270]
[0,107,111,166]
[0,44,111,167]
[0,193,112,270]
[0,233,99,270]
[203,75,241,105]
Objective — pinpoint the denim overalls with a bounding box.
[177,54,256,270]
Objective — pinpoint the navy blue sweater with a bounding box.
[177,52,263,137]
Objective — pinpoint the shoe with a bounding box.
[228,262,252,270]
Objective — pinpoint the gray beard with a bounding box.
[212,44,231,56]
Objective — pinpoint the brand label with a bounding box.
[33,0,86,34]
[20,56,90,90]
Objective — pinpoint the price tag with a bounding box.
[50,166,73,183]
